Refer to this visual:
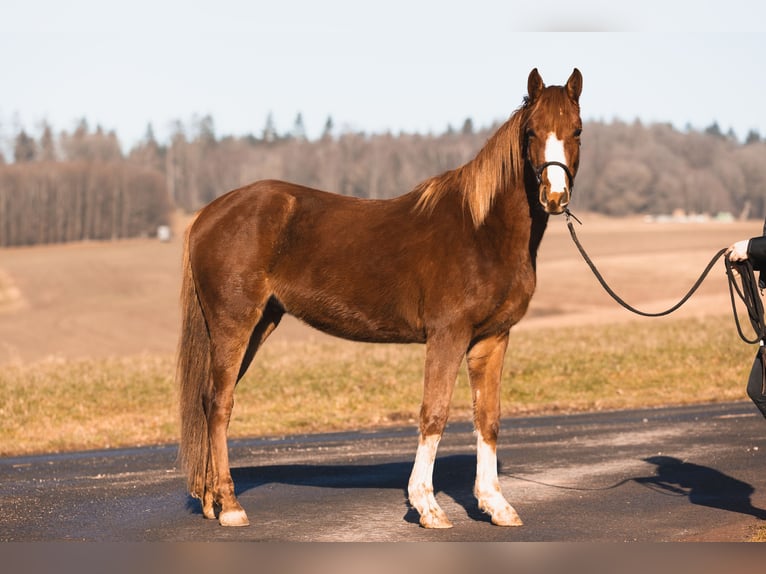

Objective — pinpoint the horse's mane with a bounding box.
[415,99,531,227]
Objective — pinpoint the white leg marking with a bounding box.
[408,434,453,528]
[474,434,523,526]
[544,133,568,192]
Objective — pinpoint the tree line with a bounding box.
[1,114,764,247]
[574,120,766,218]
[1,120,169,247]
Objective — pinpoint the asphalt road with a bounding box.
[2,401,766,542]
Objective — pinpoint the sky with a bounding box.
[3,1,766,154]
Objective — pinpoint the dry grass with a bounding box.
[0,314,756,457]
[752,525,766,542]
[0,355,176,455]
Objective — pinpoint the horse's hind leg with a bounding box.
[466,332,523,526]
[237,297,284,381]
[203,296,282,527]
[408,331,468,529]
[203,337,250,526]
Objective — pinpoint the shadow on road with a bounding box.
[635,456,766,520]
[185,453,766,526]
[501,454,766,523]
[185,454,490,524]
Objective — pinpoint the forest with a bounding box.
[1,113,764,247]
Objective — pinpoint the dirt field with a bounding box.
[0,213,761,365]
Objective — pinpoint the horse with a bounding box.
[177,67,583,529]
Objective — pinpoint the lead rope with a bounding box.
[724,257,766,344]
[725,256,766,395]
[564,208,766,346]
[563,209,727,318]
[563,210,766,401]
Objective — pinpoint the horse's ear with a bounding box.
[527,68,544,102]
[566,68,582,103]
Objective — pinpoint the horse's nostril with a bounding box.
[541,189,570,215]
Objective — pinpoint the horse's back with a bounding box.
[186,180,431,342]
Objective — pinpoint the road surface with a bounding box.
[1,401,765,542]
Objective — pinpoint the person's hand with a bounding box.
[728,239,749,261]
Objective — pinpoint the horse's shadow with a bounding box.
[186,454,488,524]
[634,455,766,520]
[186,454,766,525]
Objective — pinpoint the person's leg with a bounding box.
[746,347,766,419]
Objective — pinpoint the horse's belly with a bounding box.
[280,293,426,344]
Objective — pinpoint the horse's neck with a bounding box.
[490,174,549,269]
[527,208,549,270]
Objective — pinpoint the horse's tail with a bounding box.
[176,222,211,500]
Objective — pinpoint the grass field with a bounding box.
[0,214,763,456]
[0,312,758,456]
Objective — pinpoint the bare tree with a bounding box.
[13,130,36,162]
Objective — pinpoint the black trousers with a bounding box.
[747,346,766,419]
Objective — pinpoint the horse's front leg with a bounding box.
[409,433,450,528]
[467,332,523,526]
[408,332,468,529]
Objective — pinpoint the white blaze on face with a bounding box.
[544,132,568,192]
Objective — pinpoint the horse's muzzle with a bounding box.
[534,160,574,215]
[540,188,570,215]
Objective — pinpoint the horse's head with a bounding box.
[524,68,583,215]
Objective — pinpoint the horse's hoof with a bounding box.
[419,510,454,529]
[489,506,523,527]
[491,512,523,527]
[219,508,250,527]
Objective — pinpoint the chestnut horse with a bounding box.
[177,68,583,529]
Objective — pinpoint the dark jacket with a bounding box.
[749,236,766,270]
[748,217,766,288]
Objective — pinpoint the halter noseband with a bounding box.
[533,161,575,191]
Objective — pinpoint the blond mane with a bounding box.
[415,102,530,227]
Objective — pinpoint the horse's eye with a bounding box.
[526,129,536,139]
[573,128,582,138]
